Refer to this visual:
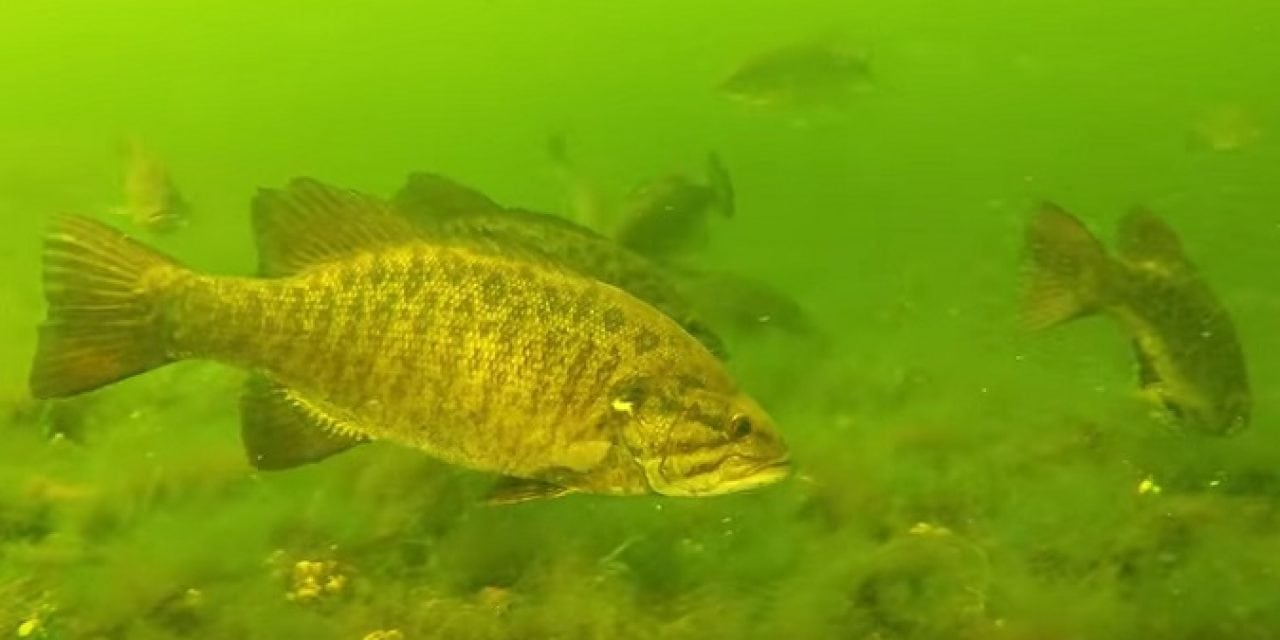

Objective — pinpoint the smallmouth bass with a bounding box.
[28,178,790,502]
[1023,203,1250,435]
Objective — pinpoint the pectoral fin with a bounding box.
[240,375,368,471]
[485,477,575,505]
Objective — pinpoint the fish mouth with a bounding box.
[713,456,792,494]
[754,457,792,481]
[648,455,791,497]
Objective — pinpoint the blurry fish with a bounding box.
[392,172,729,359]
[116,136,189,233]
[24,476,98,504]
[674,269,834,413]
[547,133,613,232]
[0,387,90,441]
[546,136,735,263]
[1190,104,1262,152]
[674,268,824,344]
[1022,203,1251,435]
[613,153,735,264]
[27,179,789,502]
[719,41,873,112]
[40,396,94,443]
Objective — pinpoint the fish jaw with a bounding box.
[713,458,792,494]
[648,455,791,498]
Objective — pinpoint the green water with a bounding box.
[3,2,1278,638]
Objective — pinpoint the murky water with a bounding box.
[2,2,1278,638]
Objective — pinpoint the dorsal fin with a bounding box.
[1116,207,1193,273]
[394,171,611,237]
[252,178,422,276]
[481,206,619,240]
[392,172,506,222]
[393,172,634,271]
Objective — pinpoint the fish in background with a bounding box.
[1189,104,1263,152]
[547,132,614,233]
[27,178,790,503]
[719,40,874,113]
[673,267,827,346]
[547,134,735,265]
[1022,203,1251,436]
[115,136,189,234]
[544,135,824,346]
[613,152,735,264]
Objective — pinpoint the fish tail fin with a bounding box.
[545,132,612,230]
[28,215,183,398]
[852,48,874,75]
[1021,203,1117,331]
[118,133,143,159]
[547,131,572,169]
[705,152,736,218]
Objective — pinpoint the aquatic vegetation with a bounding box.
[5,348,1277,638]
[271,553,351,604]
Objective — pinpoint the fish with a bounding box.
[545,135,735,264]
[612,152,735,264]
[1190,104,1262,152]
[27,178,790,502]
[673,268,825,343]
[391,171,729,359]
[547,133,613,232]
[1022,203,1251,435]
[116,136,189,234]
[719,41,873,112]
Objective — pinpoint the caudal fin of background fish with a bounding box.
[705,152,736,218]
[28,216,181,398]
[544,132,612,231]
[1021,203,1117,331]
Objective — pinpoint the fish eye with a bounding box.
[730,413,752,438]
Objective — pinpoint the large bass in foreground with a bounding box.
[28,179,790,502]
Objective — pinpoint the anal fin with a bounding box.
[240,375,368,471]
